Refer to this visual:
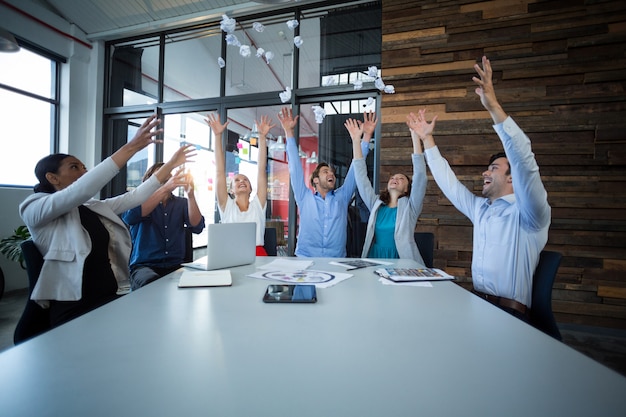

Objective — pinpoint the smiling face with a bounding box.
[311,164,336,193]
[46,156,88,191]
[387,173,410,195]
[231,174,252,196]
[481,156,512,201]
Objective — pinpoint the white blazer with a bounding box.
[19,157,161,307]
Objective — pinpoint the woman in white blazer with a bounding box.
[19,115,195,327]
[345,112,428,265]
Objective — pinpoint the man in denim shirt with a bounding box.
[277,107,372,257]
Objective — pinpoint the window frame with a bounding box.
[102,1,382,255]
[0,39,64,188]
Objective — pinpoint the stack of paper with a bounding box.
[178,270,232,287]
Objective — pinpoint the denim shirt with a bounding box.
[123,195,205,269]
[286,137,369,257]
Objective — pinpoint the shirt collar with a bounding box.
[484,193,516,206]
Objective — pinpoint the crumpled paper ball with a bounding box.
[220,15,236,33]
[279,87,292,103]
[312,105,326,124]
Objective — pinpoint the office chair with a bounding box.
[530,250,562,340]
[414,232,435,268]
[183,227,193,263]
[13,240,51,345]
[264,227,278,256]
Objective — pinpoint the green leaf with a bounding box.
[0,225,31,269]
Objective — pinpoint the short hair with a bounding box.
[488,152,510,175]
[143,162,164,182]
[310,162,334,189]
[34,153,71,193]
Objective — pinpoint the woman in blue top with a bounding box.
[345,112,428,264]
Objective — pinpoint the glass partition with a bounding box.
[162,112,215,247]
[163,28,223,101]
[224,15,294,97]
[105,1,382,255]
[299,2,381,89]
[225,106,288,253]
[108,37,160,107]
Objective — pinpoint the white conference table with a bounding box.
[1,257,625,417]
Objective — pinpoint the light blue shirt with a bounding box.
[286,136,369,257]
[424,117,551,307]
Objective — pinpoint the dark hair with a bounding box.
[380,174,412,205]
[310,162,334,189]
[488,152,510,175]
[34,153,71,193]
[143,162,164,182]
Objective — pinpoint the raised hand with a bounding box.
[204,113,229,136]
[256,115,276,139]
[407,109,438,151]
[277,107,299,137]
[472,56,507,124]
[112,115,164,168]
[407,109,437,139]
[361,111,378,141]
[344,118,363,143]
[163,169,187,193]
[150,144,196,184]
[168,144,197,169]
[127,115,163,151]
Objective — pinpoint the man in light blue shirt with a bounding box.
[277,107,371,257]
[408,56,551,321]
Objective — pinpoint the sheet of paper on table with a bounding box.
[178,270,232,287]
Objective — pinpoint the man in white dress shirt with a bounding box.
[408,56,551,321]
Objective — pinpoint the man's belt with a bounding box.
[472,290,528,316]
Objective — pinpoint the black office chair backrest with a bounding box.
[414,232,435,268]
[183,227,193,263]
[264,227,278,256]
[14,240,51,345]
[530,250,562,340]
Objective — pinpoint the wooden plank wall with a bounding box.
[380,0,626,328]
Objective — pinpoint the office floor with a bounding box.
[1,288,625,377]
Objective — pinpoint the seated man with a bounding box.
[408,56,551,321]
[123,164,205,290]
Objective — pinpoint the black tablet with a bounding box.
[262,284,317,303]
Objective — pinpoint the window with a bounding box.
[104,1,382,255]
[0,45,61,187]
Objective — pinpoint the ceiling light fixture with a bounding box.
[0,27,20,53]
[270,135,286,152]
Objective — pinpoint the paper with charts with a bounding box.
[247,269,352,288]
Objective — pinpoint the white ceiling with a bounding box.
[35,0,327,40]
[17,0,371,139]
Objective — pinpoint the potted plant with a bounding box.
[0,225,31,300]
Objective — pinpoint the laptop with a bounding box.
[182,222,257,270]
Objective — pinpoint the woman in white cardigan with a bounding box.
[345,112,428,264]
[19,115,195,327]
